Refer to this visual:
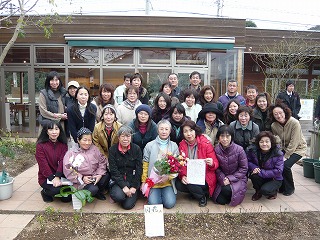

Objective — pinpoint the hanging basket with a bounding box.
[302,158,320,178]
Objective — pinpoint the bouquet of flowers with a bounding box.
[142,152,187,197]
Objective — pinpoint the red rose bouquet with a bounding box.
[142,152,187,197]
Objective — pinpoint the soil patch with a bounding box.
[15,211,320,240]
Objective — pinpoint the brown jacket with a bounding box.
[92,121,122,159]
[271,117,307,159]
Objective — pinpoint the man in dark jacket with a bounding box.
[276,80,301,120]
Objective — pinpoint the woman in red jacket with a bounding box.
[175,120,219,207]
[35,121,70,203]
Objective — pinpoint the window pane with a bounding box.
[102,68,135,88]
[68,68,100,97]
[104,49,133,64]
[3,47,30,64]
[70,47,100,64]
[139,49,170,64]
[176,50,207,65]
[35,47,64,63]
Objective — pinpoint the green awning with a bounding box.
[65,35,235,50]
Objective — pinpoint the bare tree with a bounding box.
[0,0,71,65]
[250,32,320,99]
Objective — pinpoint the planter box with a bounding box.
[314,162,320,184]
[302,158,320,178]
[0,174,14,200]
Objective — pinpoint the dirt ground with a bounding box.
[15,211,320,240]
[2,140,320,240]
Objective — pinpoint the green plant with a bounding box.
[0,133,15,184]
[55,186,94,207]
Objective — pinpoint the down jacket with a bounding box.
[179,135,219,197]
[246,145,284,181]
[213,142,248,206]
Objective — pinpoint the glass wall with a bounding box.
[35,47,64,63]
[68,68,100,97]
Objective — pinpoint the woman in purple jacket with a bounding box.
[36,121,70,203]
[246,131,284,201]
[212,125,248,206]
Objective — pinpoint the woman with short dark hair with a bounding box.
[246,131,284,201]
[252,92,272,131]
[212,125,248,206]
[175,120,219,207]
[270,102,307,196]
[229,105,260,150]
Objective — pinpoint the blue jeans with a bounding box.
[148,186,176,209]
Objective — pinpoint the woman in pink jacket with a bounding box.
[175,120,219,207]
[63,127,110,200]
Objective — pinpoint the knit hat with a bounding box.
[135,104,152,116]
[67,80,80,89]
[285,80,295,88]
[77,127,92,139]
[198,103,223,120]
[103,104,117,115]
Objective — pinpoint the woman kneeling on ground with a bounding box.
[142,119,179,209]
[108,125,143,210]
[63,127,110,200]
[175,120,219,207]
[212,125,248,206]
[246,131,284,201]
[36,120,70,203]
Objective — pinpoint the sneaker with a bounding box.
[41,189,53,203]
[251,191,262,201]
[198,196,207,207]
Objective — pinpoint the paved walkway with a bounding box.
[1,163,320,239]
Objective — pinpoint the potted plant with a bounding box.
[55,186,95,210]
[0,143,15,200]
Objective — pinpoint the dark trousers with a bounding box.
[281,153,302,193]
[84,174,110,197]
[110,184,138,210]
[175,178,208,200]
[41,182,65,197]
[215,185,232,205]
[250,174,282,196]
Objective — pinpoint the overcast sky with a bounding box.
[34,0,319,30]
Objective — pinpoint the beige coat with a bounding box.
[92,121,122,159]
[271,117,307,159]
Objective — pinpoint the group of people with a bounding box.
[35,70,309,210]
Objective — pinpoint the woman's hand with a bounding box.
[223,177,230,186]
[129,187,136,196]
[205,158,213,166]
[159,175,169,184]
[83,176,94,185]
[181,176,188,185]
[92,175,102,185]
[140,183,146,191]
[252,168,261,174]
[123,186,131,197]
[52,177,62,187]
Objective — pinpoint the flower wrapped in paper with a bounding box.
[142,152,187,197]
